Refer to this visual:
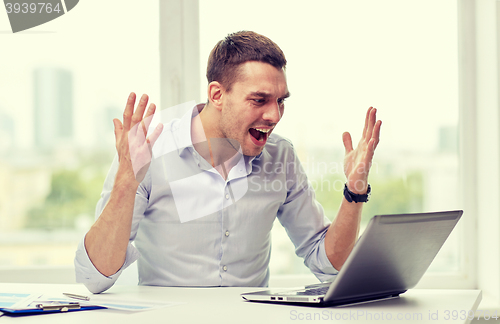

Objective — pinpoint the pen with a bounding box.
[63,293,90,301]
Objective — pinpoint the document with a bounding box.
[0,292,35,309]
[0,292,180,315]
[80,295,181,312]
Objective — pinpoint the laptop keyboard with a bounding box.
[273,281,335,296]
[296,286,330,296]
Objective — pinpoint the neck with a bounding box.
[194,104,241,178]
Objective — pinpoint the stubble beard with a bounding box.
[220,102,265,157]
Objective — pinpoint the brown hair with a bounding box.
[206,31,287,91]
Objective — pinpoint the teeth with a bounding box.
[254,128,271,133]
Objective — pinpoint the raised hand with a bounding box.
[342,107,382,194]
[113,92,164,184]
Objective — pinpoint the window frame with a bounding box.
[179,0,478,290]
[458,0,500,310]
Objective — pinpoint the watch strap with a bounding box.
[343,183,371,203]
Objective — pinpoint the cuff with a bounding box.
[74,235,140,294]
[308,233,339,282]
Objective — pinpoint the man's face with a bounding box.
[218,61,289,156]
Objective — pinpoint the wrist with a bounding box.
[114,163,141,190]
[346,179,369,194]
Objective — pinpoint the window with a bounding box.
[0,1,159,269]
[199,0,463,281]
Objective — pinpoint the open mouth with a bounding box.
[249,127,271,145]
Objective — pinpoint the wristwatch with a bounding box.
[343,183,371,203]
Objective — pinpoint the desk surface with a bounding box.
[0,283,482,324]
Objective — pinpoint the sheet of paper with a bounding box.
[0,293,38,309]
[81,295,182,312]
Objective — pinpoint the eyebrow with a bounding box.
[248,91,291,99]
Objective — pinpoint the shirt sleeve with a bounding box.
[74,155,150,293]
[276,143,339,282]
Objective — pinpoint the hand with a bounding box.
[113,92,163,184]
[342,107,382,194]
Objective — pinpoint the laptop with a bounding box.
[241,210,463,306]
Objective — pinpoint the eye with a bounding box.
[252,99,265,104]
[277,98,286,105]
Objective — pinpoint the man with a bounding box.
[75,31,381,294]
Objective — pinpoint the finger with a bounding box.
[142,103,156,134]
[147,123,164,148]
[342,132,353,153]
[113,119,124,158]
[365,108,377,143]
[113,118,123,141]
[123,92,136,131]
[363,138,376,166]
[362,106,373,139]
[131,94,149,128]
[371,120,382,149]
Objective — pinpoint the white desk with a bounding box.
[0,283,482,324]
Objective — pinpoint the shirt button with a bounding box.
[225,194,229,199]
[223,265,227,271]
[225,230,230,237]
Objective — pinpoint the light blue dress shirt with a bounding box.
[75,105,338,293]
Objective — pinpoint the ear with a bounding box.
[207,81,224,112]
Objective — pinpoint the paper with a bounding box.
[0,292,180,312]
[82,297,180,312]
[0,293,77,310]
[0,292,36,309]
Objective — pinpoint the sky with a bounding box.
[0,0,458,153]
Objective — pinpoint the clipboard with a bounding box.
[0,291,177,315]
[0,303,106,316]
[0,293,106,317]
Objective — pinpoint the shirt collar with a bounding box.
[176,104,205,156]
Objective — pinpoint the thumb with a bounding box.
[342,132,353,153]
[113,118,123,143]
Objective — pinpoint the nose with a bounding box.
[262,100,282,124]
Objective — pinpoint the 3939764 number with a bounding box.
[5,2,61,14]
[444,309,499,321]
